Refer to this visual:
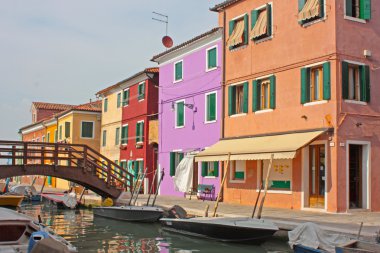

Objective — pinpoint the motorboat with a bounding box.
[335,240,380,253]
[41,192,78,209]
[0,193,24,207]
[0,207,77,252]
[10,184,41,202]
[93,205,164,222]
[160,216,279,244]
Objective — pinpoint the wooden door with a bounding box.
[309,145,326,208]
[349,144,362,208]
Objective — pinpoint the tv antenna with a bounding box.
[152,11,173,48]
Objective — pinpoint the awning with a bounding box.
[298,0,321,22]
[250,10,268,39]
[195,130,326,162]
[226,19,244,48]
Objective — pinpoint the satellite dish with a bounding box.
[162,36,173,48]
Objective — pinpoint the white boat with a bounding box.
[0,207,77,253]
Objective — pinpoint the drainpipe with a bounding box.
[221,10,226,140]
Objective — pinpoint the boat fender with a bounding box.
[27,231,49,253]
[102,197,113,207]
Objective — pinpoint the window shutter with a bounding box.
[342,61,349,100]
[179,153,184,161]
[115,128,120,145]
[208,93,216,121]
[319,0,324,18]
[177,102,184,126]
[269,75,276,109]
[243,82,249,113]
[228,86,236,116]
[175,62,183,80]
[117,93,121,108]
[252,80,260,112]
[243,14,249,44]
[346,0,353,16]
[65,122,70,138]
[229,20,235,50]
[214,162,219,177]
[170,152,176,176]
[140,121,145,142]
[360,65,370,102]
[136,122,140,142]
[298,0,306,24]
[266,4,272,36]
[360,0,371,20]
[251,9,259,30]
[301,68,310,104]
[201,162,207,177]
[323,62,331,100]
[104,99,108,112]
[208,48,217,69]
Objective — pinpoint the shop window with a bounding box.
[231,160,246,181]
[261,159,292,191]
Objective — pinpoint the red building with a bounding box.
[119,68,159,193]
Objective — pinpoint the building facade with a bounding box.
[152,28,223,197]
[199,0,379,212]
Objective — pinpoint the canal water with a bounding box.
[19,203,291,253]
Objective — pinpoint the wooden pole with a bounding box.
[257,154,274,220]
[212,153,231,217]
[146,169,158,206]
[252,176,263,218]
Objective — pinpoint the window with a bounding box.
[170,152,184,176]
[231,160,245,181]
[102,130,107,147]
[122,89,130,106]
[46,132,50,143]
[206,46,217,71]
[42,136,45,142]
[135,160,144,177]
[253,76,276,111]
[59,125,62,140]
[298,0,324,25]
[227,14,249,50]
[138,82,145,101]
[260,159,292,191]
[81,121,94,139]
[120,160,127,179]
[175,101,185,128]
[121,125,128,144]
[206,92,217,122]
[103,98,108,112]
[301,62,331,104]
[345,0,371,20]
[250,4,272,41]
[64,122,70,138]
[136,121,144,143]
[117,93,122,108]
[54,129,58,142]
[174,61,183,82]
[342,61,370,102]
[228,82,248,115]
[115,127,120,145]
[201,162,219,177]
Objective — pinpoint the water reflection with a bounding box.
[19,204,290,253]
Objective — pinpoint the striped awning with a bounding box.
[250,10,268,40]
[298,0,321,21]
[226,19,244,48]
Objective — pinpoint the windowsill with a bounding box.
[81,137,94,140]
[206,66,218,72]
[138,98,145,102]
[229,180,246,184]
[123,104,129,107]
[175,125,185,129]
[253,35,273,44]
[303,100,328,107]
[204,176,217,179]
[344,15,366,24]
[230,44,248,52]
[344,100,367,105]
[229,113,247,118]
[205,120,217,124]
[255,109,273,115]
[256,189,292,194]
[173,79,183,84]
[301,17,326,27]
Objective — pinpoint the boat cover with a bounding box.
[173,154,195,193]
[288,222,349,252]
[10,185,38,196]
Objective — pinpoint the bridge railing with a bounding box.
[0,141,134,192]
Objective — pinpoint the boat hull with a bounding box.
[335,240,380,253]
[93,206,163,223]
[160,217,278,244]
[0,195,24,207]
[293,244,326,253]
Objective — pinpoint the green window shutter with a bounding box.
[269,75,276,109]
[170,152,176,176]
[209,93,216,121]
[136,122,140,142]
[228,20,235,50]
[126,90,130,105]
[177,102,184,127]
[121,125,128,144]
[207,48,217,69]
[243,82,249,113]
[301,68,310,104]
[140,121,144,142]
[117,93,121,108]
[201,162,208,177]
[102,130,107,147]
[360,0,371,20]
[179,153,184,161]
[228,86,236,115]
[243,14,249,44]
[360,65,370,102]
[65,122,70,138]
[104,98,108,112]
[175,62,183,81]
[346,0,353,16]
[323,62,331,100]
[319,0,324,17]
[252,80,261,112]
[266,4,272,36]
[115,127,120,145]
[342,61,349,100]
[213,162,219,177]
[251,9,259,30]
[298,0,306,24]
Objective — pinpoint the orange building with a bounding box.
[196,0,379,212]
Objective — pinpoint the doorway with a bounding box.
[349,144,363,209]
[309,145,326,208]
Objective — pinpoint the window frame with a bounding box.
[228,81,249,117]
[170,150,184,177]
[46,132,50,143]
[206,45,218,72]
[298,0,326,27]
[344,0,369,23]
[342,59,369,104]
[121,124,128,145]
[310,66,324,102]
[205,91,218,123]
[258,159,292,193]
[103,98,108,112]
[202,161,219,178]
[117,92,122,108]
[230,160,246,183]
[115,127,120,145]
[80,121,95,139]
[102,130,107,147]
[260,79,271,110]
[58,125,62,140]
[174,60,184,83]
[64,122,71,139]
[138,81,145,101]
[250,3,273,43]
[228,13,249,50]
[136,120,144,144]
[122,88,130,107]
[175,100,185,128]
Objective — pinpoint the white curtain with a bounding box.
[173,154,195,193]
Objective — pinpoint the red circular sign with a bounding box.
[162,36,173,48]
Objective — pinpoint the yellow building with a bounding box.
[44,117,58,187]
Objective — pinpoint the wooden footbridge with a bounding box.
[0,141,134,198]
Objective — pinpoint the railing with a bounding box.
[0,140,134,192]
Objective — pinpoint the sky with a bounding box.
[0,0,221,140]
